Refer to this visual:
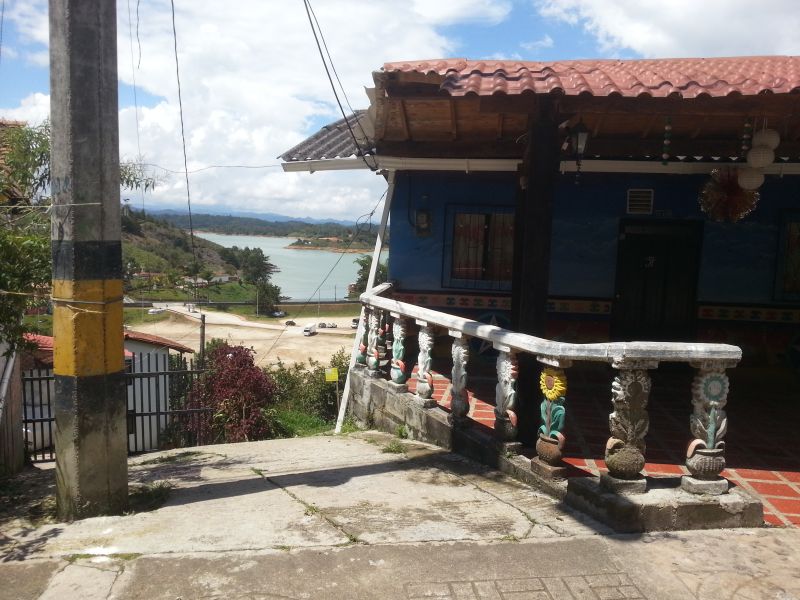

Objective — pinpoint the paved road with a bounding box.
[2,434,798,599]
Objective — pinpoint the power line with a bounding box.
[258,189,387,364]
[305,0,370,146]
[169,0,198,270]
[302,0,376,172]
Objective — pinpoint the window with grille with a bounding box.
[446,210,514,289]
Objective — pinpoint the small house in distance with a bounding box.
[282,55,800,531]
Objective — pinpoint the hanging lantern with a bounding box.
[698,168,760,223]
[747,145,775,168]
[737,167,764,191]
[752,128,780,150]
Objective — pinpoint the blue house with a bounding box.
[282,56,800,531]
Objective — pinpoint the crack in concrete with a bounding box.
[252,471,365,548]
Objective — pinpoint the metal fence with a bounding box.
[22,354,209,462]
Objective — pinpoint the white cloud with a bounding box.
[0,92,50,124]
[1,0,512,219]
[521,34,554,52]
[536,0,800,57]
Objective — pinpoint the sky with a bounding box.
[2,0,800,220]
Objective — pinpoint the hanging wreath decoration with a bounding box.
[698,167,760,223]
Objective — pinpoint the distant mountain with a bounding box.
[144,206,356,226]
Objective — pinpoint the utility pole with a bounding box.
[49,0,128,518]
[199,313,206,369]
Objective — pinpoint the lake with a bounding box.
[196,232,371,301]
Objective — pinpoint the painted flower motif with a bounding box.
[698,372,729,403]
[539,367,567,401]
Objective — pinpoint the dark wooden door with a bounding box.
[611,220,703,341]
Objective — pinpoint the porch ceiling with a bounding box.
[375,57,800,161]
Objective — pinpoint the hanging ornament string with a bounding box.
[698,167,760,223]
[661,117,672,166]
[740,118,752,158]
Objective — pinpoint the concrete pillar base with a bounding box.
[600,473,647,495]
[680,475,729,495]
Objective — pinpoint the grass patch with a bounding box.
[395,425,408,439]
[67,551,143,562]
[122,308,172,327]
[381,440,406,454]
[128,481,172,513]
[338,417,363,434]
[273,407,333,438]
[138,451,204,466]
[21,313,53,336]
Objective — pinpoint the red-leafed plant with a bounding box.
[185,344,277,444]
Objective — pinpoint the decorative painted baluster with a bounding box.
[682,361,733,495]
[390,316,408,385]
[356,308,369,366]
[376,310,388,372]
[415,322,434,400]
[494,346,518,441]
[366,310,381,375]
[534,364,569,468]
[604,360,656,486]
[449,332,469,426]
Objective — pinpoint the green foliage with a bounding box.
[269,348,349,424]
[0,121,50,202]
[256,281,281,314]
[0,229,51,352]
[382,440,406,454]
[351,255,388,297]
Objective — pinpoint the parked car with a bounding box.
[285,320,296,326]
[147,307,165,315]
[351,318,359,329]
[318,322,327,328]
[303,323,317,336]
[271,310,286,317]
[326,322,337,328]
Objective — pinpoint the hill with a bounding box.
[156,212,382,250]
[122,208,237,275]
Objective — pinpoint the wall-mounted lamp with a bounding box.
[415,208,432,236]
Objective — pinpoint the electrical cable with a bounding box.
[168,0,198,271]
[305,0,371,148]
[257,189,387,364]
[302,0,376,172]
[142,162,283,175]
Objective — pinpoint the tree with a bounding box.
[238,247,277,285]
[350,255,388,298]
[0,120,160,351]
[256,281,281,314]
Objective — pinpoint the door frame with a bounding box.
[611,218,704,341]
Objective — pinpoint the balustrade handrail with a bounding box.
[361,282,741,366]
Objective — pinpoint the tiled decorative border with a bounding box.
[698,305,800,323]
[392,292,800,324]
[393,293,512,311]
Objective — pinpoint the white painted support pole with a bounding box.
[335,171,395,433]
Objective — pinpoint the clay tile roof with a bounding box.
[383,56,800,99]
[124,330,194,354]
[280,110,369,162]
[22,333,135,366]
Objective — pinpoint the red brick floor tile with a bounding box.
[780,471,800,484]
[563,457,588,468]
[730,469,783,481]
[764,513,786,527]
[644,463,685,475]
[787,515,800,526]
[766,498,800,515]
[747,481,800,498]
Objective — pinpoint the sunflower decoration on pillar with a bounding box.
[535,367,568,465]
[698,167,760,223]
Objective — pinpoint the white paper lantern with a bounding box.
[752,128,780,150]
[737,167,764,190]
[747,145,775,168]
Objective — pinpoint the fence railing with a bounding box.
[357,282,741,494]
[22,354,209,462]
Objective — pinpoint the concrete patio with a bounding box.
[1,432,799,599]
